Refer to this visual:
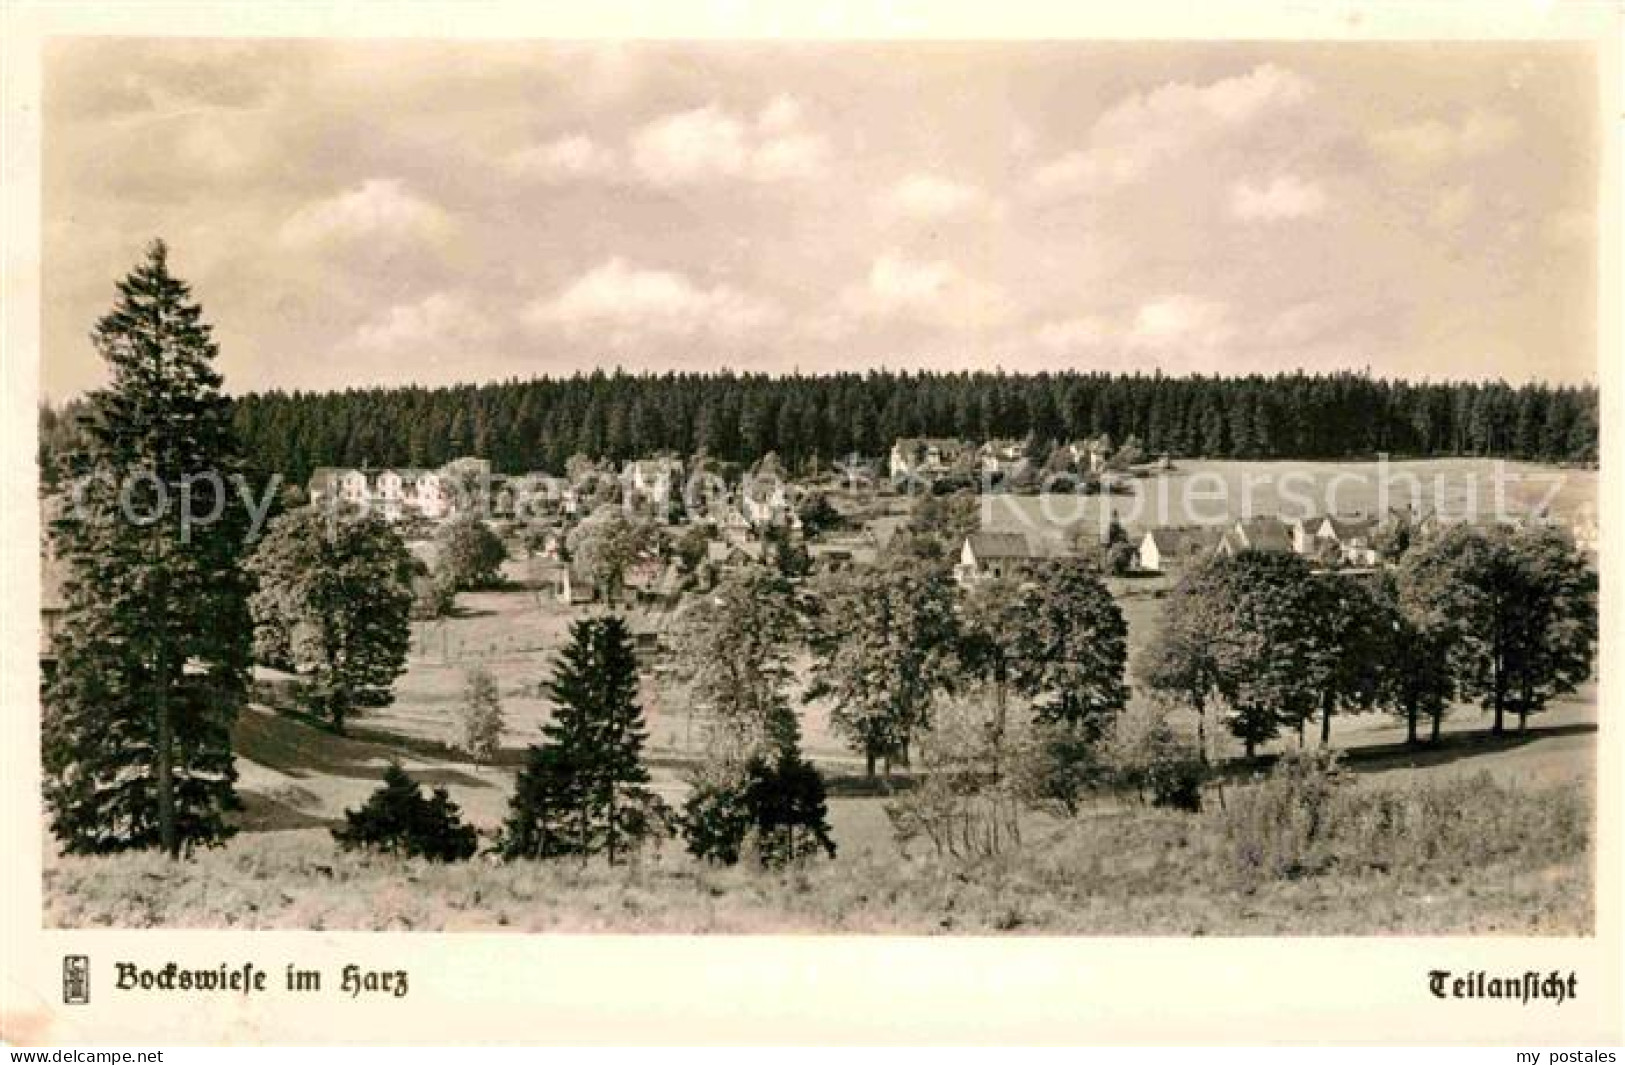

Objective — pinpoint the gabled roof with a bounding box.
[1233,517,1294,553]
[964,531,1035,561]
[1321,515,1379,541]
[1142,525,1224,557]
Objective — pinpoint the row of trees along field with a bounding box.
[1138,529,1598,761]
[39,365,1602,487]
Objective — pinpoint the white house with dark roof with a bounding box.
[889,437,970,479]
[307,466,450,520]
[955,531,1038,584]
[1135,526,1208,573]
[1313,515,1381,566]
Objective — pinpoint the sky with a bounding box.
[42,38,1599,398]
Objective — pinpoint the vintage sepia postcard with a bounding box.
[2,0,1620,1048]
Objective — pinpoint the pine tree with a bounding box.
[332,763,477,862]
[497,616,669,862]
[44,240,253,857]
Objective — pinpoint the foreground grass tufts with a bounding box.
[45,771,1591,935]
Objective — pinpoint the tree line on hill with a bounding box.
[39,364,1601,488]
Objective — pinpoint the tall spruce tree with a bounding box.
[44,240,253,857]
[497,616,669,862]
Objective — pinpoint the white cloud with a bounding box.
[1028,298,1238,369]
[347,291,495,353]
[1371,109,1519,171]
[756,94,802,133]
[842,252,1012,331]
[1034,317,1110,351]
[1031,63,1312,196]
[1129,295,1233,351]
[630,100,828,185]
[1427,183,1478,231]
[882,173,984,220]
[507,134,617,181]
[749,131,830,182]
[1230,174,1327,221]
[525,258,780,340]
[280,178,452,249]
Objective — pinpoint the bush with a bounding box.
[332,764,477,862]
[1217,749,1349,881]
[680,773,754,866]
[1146,755,1206,812]
[1213,755,1590,887]
[410,569,457,620]
[885,696,1025,859]
[1010,723,1103,818]
[1104,701,1207,812]
[1320,771,1589,875]
[435,514,507,591]
[681,753,837,868]
[457,666,504,769]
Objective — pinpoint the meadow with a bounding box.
[982,457,1598,550]
[45,768,1592,934]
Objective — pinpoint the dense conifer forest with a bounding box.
[40,370,1599,484]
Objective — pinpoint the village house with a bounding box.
[807,531,880,573]
[1216,516,1296,558]
[1313,515,1381,566]
[1135,525,1226,573]
[888,437,969,479]
[741,478,800,530]
[625,559,685,607]
[710,502,754,542]
[40,547,67,682]
[622,457,685,502]
[555,563,597,606]
[955,531,1038,584]
[978,439,1026,477]
[308,465,452,520]
[1065,439,1110,474]
[706,538,766,570]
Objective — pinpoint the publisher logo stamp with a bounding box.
[63,955,90,1004]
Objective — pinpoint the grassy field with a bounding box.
[983,457,1598,550]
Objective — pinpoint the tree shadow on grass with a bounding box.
[235,704,493,789]
[1210,720,1596,784]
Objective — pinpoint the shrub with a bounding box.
[680,772,754,866]
[332,764,477,862]
[681,754,837,868]
[1212,756,1590,888]
[1010,723,1104,818]
[1145,755,1206,812]
[435,514,507,591]
[885,696,1024,859]
[457,666,504,769]
[1103,701,1207,812]
[1325,771,1589,875]
[410,569,457,621]
[1216,749,1349,881]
